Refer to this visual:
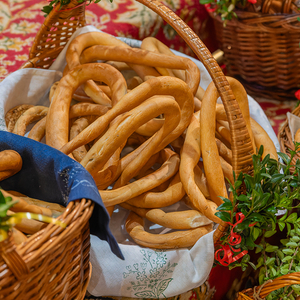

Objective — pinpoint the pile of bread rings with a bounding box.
[5,31,278,249]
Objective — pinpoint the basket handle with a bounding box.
[25,0,86,69]
[0,231,29,280]
[137,0,254,176]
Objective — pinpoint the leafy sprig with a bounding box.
[42,0,102,17]
[200,0,257,22]
[216,144,300,298]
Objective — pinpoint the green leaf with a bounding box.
[215,211,231,222]
[266,257,275,266]
[292,284,300,294]
[249,212,265,223]
[199,0,212,4]
[270,173,285,183]
[280,264,290,275]
[291,236,300,243]
[286,241,298,248]
[265,245,278,252]
[41,6,53,14]
[270,266,277,277]
[264,230,276,238]
[277,152,291,165]
[252,227,261,241]
[248,261,257,270]
[260,173,272,179]
[281,256,293,262]
[286,213,298,223]
[282,248,295,255]
[0,191,6,204]
[280,239,289,246]
[259,267,266,285]
[217,202,233,211]
[277,250,284,260]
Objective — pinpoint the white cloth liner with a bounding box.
[0,25,280,298]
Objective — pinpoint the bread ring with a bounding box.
[126,172,185,208]
[81,44,200,96]
[46,63,127,151]
[13,106,48,136]
[69,117,90,162]
[60,76,194,162]
[66,31,159,105]
[28,117,47,142]
[82,95,181,182]
[49,81,59,103]
[125,211,213,249]
[2,190,52,217]
[5,104,34,132]
[180,111,220,223]
[250,118,278,160]
[69,102,109,119]
[194,163,211,199]
[216,138,232,164]
[216,120,231,145]
[200,77,255,205]
[140,37,204,99]
[0,150,22,181]
[100,151,180,207]
[106,61,131,71]
[121,202,212,230]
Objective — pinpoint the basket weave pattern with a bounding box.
[211,5,300,101]
[0,199,94,299]
[278,104,300,163]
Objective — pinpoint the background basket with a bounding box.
[278,103,300,166]
[211,3,300,102]
[3,0,263,299]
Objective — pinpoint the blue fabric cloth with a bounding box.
[0,131,123,259]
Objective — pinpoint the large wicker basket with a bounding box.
[1,0,281,299]
[211,5,300,101]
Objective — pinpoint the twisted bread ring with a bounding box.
[46,63,127,150]
[125,211,213,249]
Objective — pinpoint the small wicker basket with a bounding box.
[211,3,300,101]
[0,198,94,300]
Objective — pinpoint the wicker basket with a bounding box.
[278,103,300,164]
[0,0,270,299]
[236,273,300,299]
[211,4,300,101]
[0,198,94,300]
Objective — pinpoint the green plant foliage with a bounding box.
[216,144,300,299]
[42,0,103,17]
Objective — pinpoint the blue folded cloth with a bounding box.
[0,131,123,259]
